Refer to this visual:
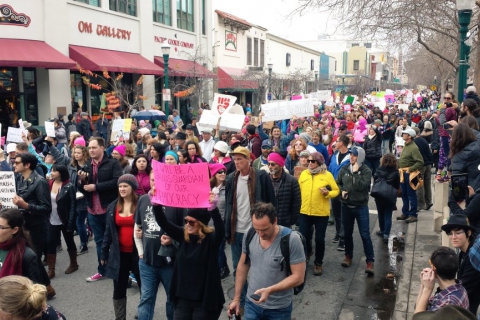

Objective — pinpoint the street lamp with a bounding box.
[314,69,318,91]
[268,63,273,103]
[456,0,474,103]
[161,43,171,116]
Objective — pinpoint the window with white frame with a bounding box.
[177,0,194,32]
[247,37,252,66]
[110,0,136,16]
[153,0,171,25]
[75,0,101,6]
[254,38,259,66]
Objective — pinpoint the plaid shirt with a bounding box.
[87,157,106,215]
[470,236,480,272]
[428,282,469,312]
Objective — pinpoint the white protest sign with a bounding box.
[198,110,220,129]
[0,172,17,209]
[18,119,28,137]
[210,93,237,117]
[317,90,332,101]
[398,104,409,111]
[261,99,314,122]
[406,91,413,104]
[6,127,23,143]
[227,104,245,115]
[45,121,56,138]
[111,119,132,141]
[219,113,245,131]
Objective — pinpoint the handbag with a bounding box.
[370,178,397,204]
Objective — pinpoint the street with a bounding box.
[48,197,404,320]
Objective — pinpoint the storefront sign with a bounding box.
[225,30,237,51]
[154,36,194,50]
[78,21,131,40]
[0,4,30,27]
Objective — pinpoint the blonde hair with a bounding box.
[183,221,214,243]
[0,275,47,320]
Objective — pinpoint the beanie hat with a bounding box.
[299,132,312,144]
[268,152,286,168]
[165,150,179,163]
[73,136,86,147]
[113,145,126,157]
[213,141,229,154]
[118,174,139,190]
[209,163,227,176]
[424,121,433,130]
[187,208,211,225]
[310,151,325,165]
[175,132,187,140]
[299,150,310,158]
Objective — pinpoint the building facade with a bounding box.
[0,0,214,132]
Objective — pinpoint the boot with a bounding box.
[46,284,56,300]
[113,298,127,320]
[47,254,56,279]
[65,250,79,274]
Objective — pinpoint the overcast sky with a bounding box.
[212,0,341,41]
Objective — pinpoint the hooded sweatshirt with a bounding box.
[336,147,372,207]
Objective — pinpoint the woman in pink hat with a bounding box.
[112,145,131,174]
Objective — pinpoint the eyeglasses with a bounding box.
[216,170,226,174]
[307,160,317,163]
[261,146,271,150]
[13,161,22,165]
[184,218,196,226]
[294,143,303,146]
[444,97,452,100]
[0,226,12,230]
[267,162,277,167]
[446,230,465,237]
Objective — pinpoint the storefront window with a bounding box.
[153,0,171,26]
[74,0,101,7]
[0,68,19,128]
[110,0,136,16]
[70,73,85,113]
[23,69,38,126]
[176,0,194,32]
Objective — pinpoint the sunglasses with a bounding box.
[184,218,196,226]
[307,160,317,163]
[267,162,277,167]
[261,146,271,150]
[294,143,303,146]
[216,170,226,174]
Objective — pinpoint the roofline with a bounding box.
[267,33,321,56]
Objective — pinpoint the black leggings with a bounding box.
[174,298,223,320]
[47,223,76,255]
[113,251,141,300]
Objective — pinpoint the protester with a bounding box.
[112,145,132,174]
[363,125,382,176]
[176,149,188,164]
[185,141,207,163]
[245,124,262,158]
[450,124,480,190]
[252,140,271,171]
[437,94,457,181]
[412,127,433,211]
[210,141,235,174]
[199,128,216,162]
[131,154,152,196]
[285,138,308,173]
[77,112,93,141]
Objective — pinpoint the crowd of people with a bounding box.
[1,86,480,319]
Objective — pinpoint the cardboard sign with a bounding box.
[198,110,220,129]
[317,90,332,101]
[227,104,245,115]
[45,121,55,138]
[398,104,409,111]
[152,161,211,208]
[0,172,17,209]
[262,121,275,130]
[220,113,245,131]
[111,119,132,141]
[211,93,237,117]
[261,99,314,122]
[291,95,303,100]
[6,127,23,143]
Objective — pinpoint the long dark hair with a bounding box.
[0,209,33,267]
[130,154,152,175]
[116,185,138,214]
[450,123,477,158]
[52,164,70,182]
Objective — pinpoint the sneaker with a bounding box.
[425,203,433,210]
[56,245,63,253]
[86,273,105,282]
[375,231,383,237]
[365,262,374,275]
[129,273,137,284]
[341,256,352,267]
[406,216,418,223]
[313,264,323,276]
[332,235,340,243]
[77,245,88,256]
[220,266,231,280]
[396,215,408,220]
[337,243,345,251]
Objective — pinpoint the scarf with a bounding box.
[308,164,326,175]
[0,238,25,278]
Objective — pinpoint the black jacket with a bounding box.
[414,136,433,166]
[272,170,301,227]
[458,245,480,314]
[51,181,77,231]
[451,139,480,189]
[374,165,400,190]
[78,153,123,209]
[23,246,41,284]
[363,133,382,160]
[76,119,92,141]
[448,192,480,235]
[15,171,52,226]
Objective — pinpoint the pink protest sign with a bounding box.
[151,161,211,208]
[291,95,302,100]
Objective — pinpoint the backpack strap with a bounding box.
[280,227,292,272]
[243,227,257,265]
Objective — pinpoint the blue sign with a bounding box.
[267,93,272,101]
[320,54,329,80]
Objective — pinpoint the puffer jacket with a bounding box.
[337,163,372,207]
[452,139,480,189]
[49,180,77,231]
[272,171,301,226]
[363,134,382,160]
[299,169,339,216]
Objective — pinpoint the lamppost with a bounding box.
[314,69,318,91]
[268,63,273,103]
[456,0,474,103]
[342,74,346,94]
[161,43,171,116]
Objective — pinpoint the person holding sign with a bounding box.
[185,141,207,163]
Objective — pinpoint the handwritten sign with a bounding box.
[45,121,55,138]
[211,93,237,117]
[261,99,314,122]
[152,161,210,208]
[198,110,220,129]
[398,104,409,111]
[317,90,332,101]
[220,113,245,131]
[6,127,22,143]
[0,172,17,209]
[111,119,132,141]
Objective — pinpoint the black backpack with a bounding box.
[244,226,307,295]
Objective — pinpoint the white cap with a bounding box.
[201,128,213,134]
[6,143,17,153]
[401,128,416,138]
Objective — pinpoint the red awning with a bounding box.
[154,57,216,78]
[70,45,163,75]
[0,38,76,69]
[218,67,258,90]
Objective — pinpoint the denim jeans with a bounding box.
[138,259,174,320]
[375,200,394,239]
[381,139,390,155]
[244,300,292,320]
[364,158,380,177]
[76,209,88,246]
[231,232,248,307]
[400,172,418,217]
[218,238,227,270]
[342,204,375,263]
[298,215,329,266]
[87,213,107,275]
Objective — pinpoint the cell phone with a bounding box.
[250,294,261,301]
[442,123,452,130]
[451,174,468,201]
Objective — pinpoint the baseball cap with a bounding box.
[230,146,250,159]
[401,128,416,138]
[201,128,213,134]
[261,140,272,149]
[185,124,193,130]
[466,85,477,94]
[6,143,17,153]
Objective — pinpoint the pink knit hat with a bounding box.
[209,163,227,176]
[73,136,86,147]
[113,145,126,157]
[268,152,286,168]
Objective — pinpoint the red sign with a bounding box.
[225,30,237,52]
[154,36,194,51]
[78,21,131,40]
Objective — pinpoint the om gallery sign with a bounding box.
[225,30,237,52]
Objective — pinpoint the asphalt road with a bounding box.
[48,197,400,320]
